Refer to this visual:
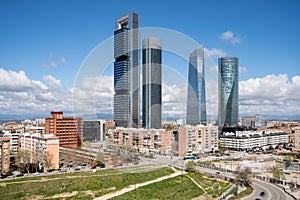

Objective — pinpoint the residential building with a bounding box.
[178,125,219,156]
[108,127,172,154]
[21,133,59,171]
[186,47,206,125]
[219,131,289,150]
[45,111,83,148]
[2,129,21,155]
[142,37,162,129]
[114,12,139,128]
[293,127,300,152]
[83,120,105,142]
[0,137,10,173]
[218,57,239,128]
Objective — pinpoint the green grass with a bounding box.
[188,172,232,198]
[229,185,253,200]
[0,166,174,200]
[111,175,204,200]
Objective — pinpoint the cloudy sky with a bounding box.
[1,0,300,120]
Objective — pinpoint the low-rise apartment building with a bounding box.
[108,128,172,154]
[219,131,289,150]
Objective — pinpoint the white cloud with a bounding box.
[220,30,241,43]
[0,68,31,91]
[204,48,227,57]
[239,74,300,116]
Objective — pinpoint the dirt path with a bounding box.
[94,170,184,200]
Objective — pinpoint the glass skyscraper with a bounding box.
[218,57,239,127]
[142,37,162,129]
[186,47,207,125]
[114,12,139,128]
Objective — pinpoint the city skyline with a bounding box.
[0,1,300,120]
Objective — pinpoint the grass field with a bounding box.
[0,166,174,200]
[111,175,205,200]
[188,172,232,198]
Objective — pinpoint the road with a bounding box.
[242,179,293,200]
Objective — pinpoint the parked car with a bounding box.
[16,173,24,177]
[260,191,265,196]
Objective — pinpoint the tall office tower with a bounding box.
[114,12,139,128]
[142,37,162,129]
[186,47,207,125]
[218,57,239,128]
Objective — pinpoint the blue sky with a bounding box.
[1,0,300,119]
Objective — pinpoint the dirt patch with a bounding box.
[47,191,78,199]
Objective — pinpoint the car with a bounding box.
[260,191,265,196]
[16,173,24,177]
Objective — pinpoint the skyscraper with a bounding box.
[218,57,239,127]
[114,12,139,128]
[186,47,206,125]
[142,37,162,129]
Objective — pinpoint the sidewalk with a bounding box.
[94,170,184,200]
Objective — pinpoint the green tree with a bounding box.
[235,165,252,186]
[271,167,283,181]
[185,160,196,172]
[95,151,105,163]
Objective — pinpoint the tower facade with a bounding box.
[218,57,239,127]
[114,12,139,128]
[186,47,206,125]
[142,37,162,129]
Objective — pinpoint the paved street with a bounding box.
[242,179,293,200]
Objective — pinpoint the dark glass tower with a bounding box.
[186,47,207,125]
[114,12,139,128]
[218,57,239,127]
[142,37,162,129]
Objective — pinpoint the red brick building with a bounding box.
[45,111,83,148]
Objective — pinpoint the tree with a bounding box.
[82,141,92,148]
[235,165,252,186]
[118,142,135,163]
[44,152,54,171]
[271,167,283,181]
[95,151,105,163]
[15,150,31,173]
[284,157,292,170]
[185,160,196,172]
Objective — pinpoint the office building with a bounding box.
[114,12,139,128]
[178,125,219,156]
[186,47,206,125]
[142,37,162,129]
[83,120,105,142]
[0,137,10,173]
[45,111,83,148]
[218,57,239,128]
[242,115,261,127]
